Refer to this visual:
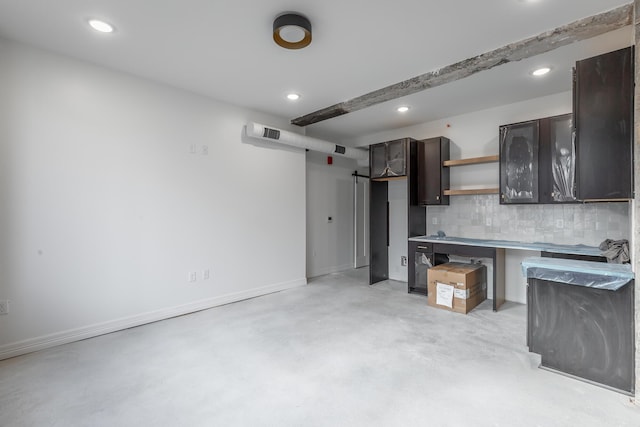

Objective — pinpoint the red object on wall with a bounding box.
[327,156,333,165]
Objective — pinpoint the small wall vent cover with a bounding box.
[263,128,281,140]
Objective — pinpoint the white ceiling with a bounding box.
[0,0,633,143]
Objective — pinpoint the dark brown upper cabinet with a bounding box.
[370,139,407,179]
[539,114,577,204]
[574,46,634,201]
[499,120,539,204]
[417,137,450,205]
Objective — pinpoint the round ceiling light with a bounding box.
[397,106,410,113]
[273,13,312,49]
[532,67,551,77]
[88,19,114,33]
[287,93,300,101]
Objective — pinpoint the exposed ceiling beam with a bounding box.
[291,3,633,127]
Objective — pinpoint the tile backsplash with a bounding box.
[426,195,630,246]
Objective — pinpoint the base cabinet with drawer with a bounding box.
[408,241,448,295]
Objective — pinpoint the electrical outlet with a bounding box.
[189,144,197,154]
[327,216,333,223]
[556,219,564,228]
[201,145,209,155]
[432,217,438,225]
[0,300,9,315]
[401,256,407,267]
[188,272,197,282]
[203,269,210,280]
[486,217,492,226]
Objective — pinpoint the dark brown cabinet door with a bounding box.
[499,120,539,204]
[417,137,450,205]
[386,139,407,177]
[575,46,634,200]
[539,114,577,203]
[408,241,433,295]
[369,139,407,179]
[370,143,387,178]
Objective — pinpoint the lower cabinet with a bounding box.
[408,241,448,295]
[527,278,635,394]
[408,242,432,295]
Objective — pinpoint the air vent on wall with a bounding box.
[334,145,346,154]
[263,127,281,140]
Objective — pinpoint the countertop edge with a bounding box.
[409,236,602,256]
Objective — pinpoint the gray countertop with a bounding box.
[409,235,602,257]
[521,256,633,290]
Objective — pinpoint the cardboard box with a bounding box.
[427,262,487,314]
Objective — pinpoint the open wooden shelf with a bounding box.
[442,155,499,196]
[444,188,499,196]
[443,155,499,167]
[371,176,407,182]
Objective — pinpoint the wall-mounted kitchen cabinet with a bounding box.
[499,119,539,204]
[574,46,634,201]
[501,114,581,205]
[370,139,407,179]
[417,137,450,205]
[539,114,577,204]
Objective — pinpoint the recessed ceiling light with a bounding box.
[287,93,300,101]
[397,106,410,113]
[532,67,551,76]
[88,19,114,33]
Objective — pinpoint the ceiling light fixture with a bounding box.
[397,106,410,113]
[532,67,551,76]
[273,13,312,50]
[88,19,114,33]
[287,93,301,101]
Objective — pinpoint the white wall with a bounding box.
[0,39,306,359]
[348,92,631,304]
[306,151,360,277]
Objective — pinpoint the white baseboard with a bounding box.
[307,263,354,279]
[0,278,307,361]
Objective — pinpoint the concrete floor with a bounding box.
[1,268,638,426]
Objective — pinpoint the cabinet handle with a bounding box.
[386,202,390,247]
[436,195,440,200]
[417,245,430,250]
